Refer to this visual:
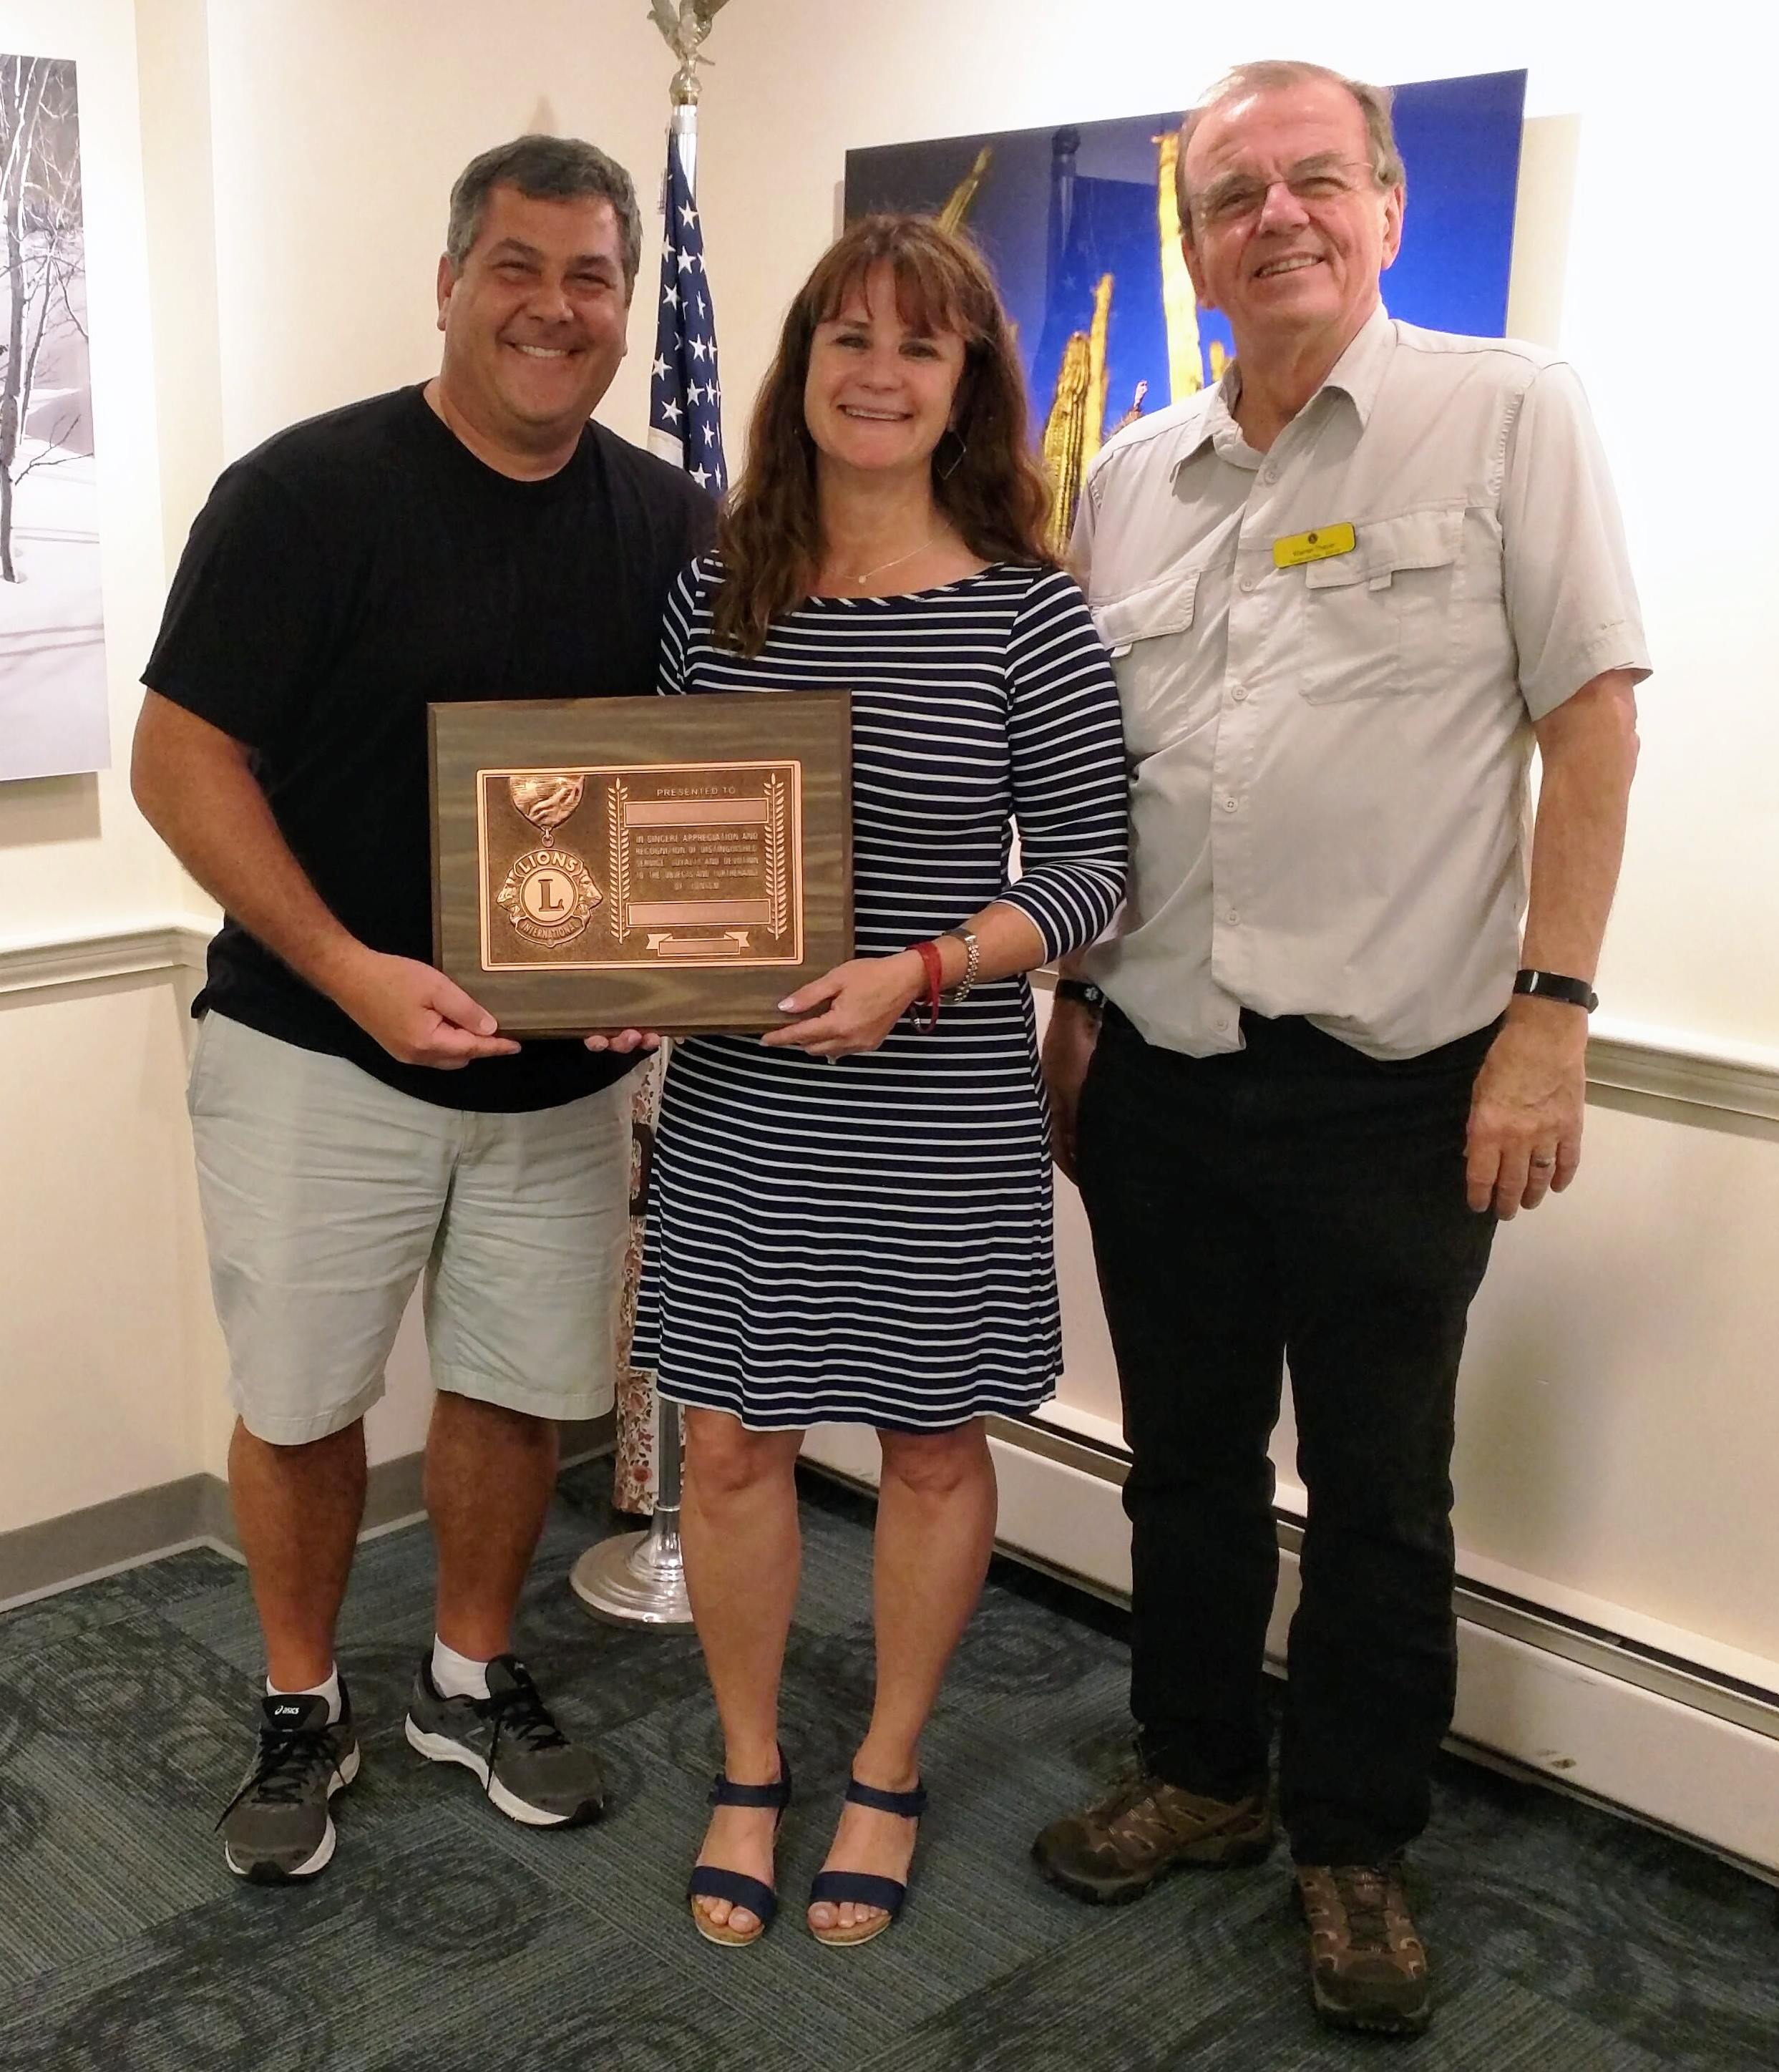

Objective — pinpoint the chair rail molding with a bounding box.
[0,920,211,998]
[1027,973,1779,1126]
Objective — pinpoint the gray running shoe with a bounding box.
[404,1654,604,1827]
[218,1685,359,1883]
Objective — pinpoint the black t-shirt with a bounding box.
[144,386,713,1111]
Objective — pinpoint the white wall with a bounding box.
[198,0,671,463]
[709,0,1779,1689]
[0,0,217,1540]
[0,971,208,1531]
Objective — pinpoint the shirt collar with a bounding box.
[1170,301,1395,478]
[1203,364,1254,468]
[1320,300,1395,427]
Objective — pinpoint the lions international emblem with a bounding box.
[497,774,603,947]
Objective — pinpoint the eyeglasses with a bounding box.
[1191,158,1380,230]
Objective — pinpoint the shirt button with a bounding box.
[1225,908,1241,925]
[1230,683,1249,702]
[1261,465,1279,484]
[1239,575,1257,594]
[1222,796,1239,812]
[1213,1013,1230,1032]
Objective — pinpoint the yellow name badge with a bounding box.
[1273,522,1356,570]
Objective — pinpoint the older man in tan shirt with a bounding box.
[1031,61,1647,2037]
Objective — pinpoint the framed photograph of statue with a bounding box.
[844,70,1527,551]
[0,53,107,784]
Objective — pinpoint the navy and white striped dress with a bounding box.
[633,558,1128,1430]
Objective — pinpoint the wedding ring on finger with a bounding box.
[1529,1154,1556,1171]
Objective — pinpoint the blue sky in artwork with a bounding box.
[845,70,1526,439]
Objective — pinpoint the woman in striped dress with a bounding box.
[633,216,1128,1948]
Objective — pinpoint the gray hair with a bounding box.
[445,135,643,287]
[1176,61,1404,240]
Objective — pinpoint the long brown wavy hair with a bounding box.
[712,214,1056,656]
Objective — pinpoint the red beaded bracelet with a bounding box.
[911,940,945,1033]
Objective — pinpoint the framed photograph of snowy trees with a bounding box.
[0,54,106,783]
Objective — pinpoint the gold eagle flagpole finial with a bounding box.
[648,0,733,106]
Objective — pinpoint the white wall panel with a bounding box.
[198,0,673,474]
[0,972,207,1531]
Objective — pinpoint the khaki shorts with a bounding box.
[187,1014,631,1444]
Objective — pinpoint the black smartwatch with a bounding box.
[1054,978,1106,1012]
[1513,969,1598,1012]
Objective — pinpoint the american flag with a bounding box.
[648,131,726,492]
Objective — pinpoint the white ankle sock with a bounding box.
[431,1635,492,1701]
[268,1664,341,1724]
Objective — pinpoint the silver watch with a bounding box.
[944,927,983,1001]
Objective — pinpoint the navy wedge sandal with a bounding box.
[807,1774,929,1947]
[686,1749,792,1947]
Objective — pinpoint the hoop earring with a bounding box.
[935,427,968,481]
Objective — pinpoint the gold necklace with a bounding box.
[848,528,942,590]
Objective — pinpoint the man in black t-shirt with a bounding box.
[133,135,711,1884]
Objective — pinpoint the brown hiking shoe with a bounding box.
[1031,1769,1272,1904]
[1296,1862,1432,2036]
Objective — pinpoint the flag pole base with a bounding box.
[568,1517,693,1628]
[570,1397,694,1629]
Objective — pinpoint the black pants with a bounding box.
[1076,1006,1499,1864]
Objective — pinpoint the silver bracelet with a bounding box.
[944,927,982,1002]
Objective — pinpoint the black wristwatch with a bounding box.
[1513,969,1598,1012]
[1054,978,1106,1012]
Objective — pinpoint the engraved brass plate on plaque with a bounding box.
[482,759,804,970]
[430,693,852,1036]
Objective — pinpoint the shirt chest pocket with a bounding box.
[1090,565,1206,756]
[1296,506,1463,704]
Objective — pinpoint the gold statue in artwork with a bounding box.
[1028,120,1231,547]
[1042,332,1092,556]
[1083,272,1113,474]
[1040,273,1114,554]
[1155,131,1206,402]
[940,147,993,233]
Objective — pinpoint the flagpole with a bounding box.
[570,1,733,1631]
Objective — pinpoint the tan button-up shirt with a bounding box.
[1076,303,1650,1061]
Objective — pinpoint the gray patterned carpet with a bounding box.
[1,1464,1774,2071]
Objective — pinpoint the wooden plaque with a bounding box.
[429,693,852,1035]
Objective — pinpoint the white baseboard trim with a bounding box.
[801,1422,1779,1875]
[1264,1470,1779,1703]
[0,1416,615,1611]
